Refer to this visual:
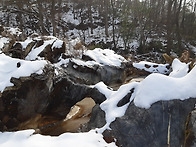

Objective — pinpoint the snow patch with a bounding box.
[25,36,57,60]
[84,48,127,67]
[0,53,47,92]
[169,58,189,78]
[0,130,116,147]
[133,61,170,74]
[0,37,9,49]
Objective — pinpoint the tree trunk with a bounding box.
[166,0,174,55]
[175,0,183,55]
[38,1,46,35]
[104,0,109,37]
[51,0,57,36]
[110,0,117,50]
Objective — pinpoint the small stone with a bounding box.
[17,62,21,68]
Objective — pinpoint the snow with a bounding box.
[94,82,138,132]
[52,39,64,50]
[54,57,70,68]
[133,61,170,74]
[0,53,47,92]
[25,36,57,60]
[134,65,196,108]
[71,58,100,67]
[0,37,9,49]
[93,58,196,130]
[62,10,80,26]
[0,130,116,147]
[55,48,126,69]
[7,27,22,36]
[169,58,189,78]
[84,48,127,67]
[19,37,33,49]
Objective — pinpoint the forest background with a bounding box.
[0,0,196,56]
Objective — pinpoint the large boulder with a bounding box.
[65,59,129,85]
[85,98,196,147]
[0,64,106,133]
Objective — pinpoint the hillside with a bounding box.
[0,25,196,146]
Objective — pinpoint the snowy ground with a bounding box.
[0,130,116,147]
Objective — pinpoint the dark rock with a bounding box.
[185,110,196,147]
[0,25,4,34]
[65,61,127,86]
[17,62,21,68]
[38,40,66,63]
[85,98,196,147]
[45,75,106,118]
[117,88,134,107]
[25,41,37,57]
[145,64,151,68]
[0,63,107,132]
[109,99,196,147]
[82,104,106,131]
[35,39,44,48]
[52,41,66,63]
[1,66,54,126]
[82,54,94,61]
[10,42,24,59]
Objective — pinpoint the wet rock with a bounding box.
[40,97,96,135]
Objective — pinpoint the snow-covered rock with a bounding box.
[0,53,47,92]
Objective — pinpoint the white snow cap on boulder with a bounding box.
[84,48,127,67]
[0,53,47,92]
[134,59,196,109]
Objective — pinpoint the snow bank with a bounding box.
[169,58,189,78]
[133,61,170,74]
[0,130,116,147]
[134,64,196,108]
[84,48,127,67]
[0,53,47,92]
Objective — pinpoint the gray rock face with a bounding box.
[86,98,196,147]
[65,60,128,85]
[82,104,106,131]
[185,109,196,147]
